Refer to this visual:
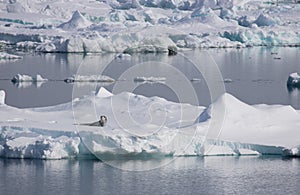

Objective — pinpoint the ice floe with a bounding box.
[64,75,115,83]
[0,88,299,159]
[133,76,166,83]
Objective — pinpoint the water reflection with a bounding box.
[12,81,46,89]
[1,157,300,194]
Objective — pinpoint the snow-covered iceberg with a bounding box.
[0,88,299,160]
[116,53,131,59]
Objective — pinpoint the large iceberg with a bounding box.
[0,88,299,160]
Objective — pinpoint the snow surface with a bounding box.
[0,87,299,159]
[223,78,233,83]
[1,0,300,53]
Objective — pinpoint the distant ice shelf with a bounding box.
[1,1,300,53]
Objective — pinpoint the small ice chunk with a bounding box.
[11,74,32,82]
[224,78,233,83]
[191,78,201,82]
[64,75,115,83]
[134,77,166,83]
[11,74,48,83]
[287,72,300,87]
[0,52,22,60]
[116,53,131,59]
[35,74,48,82]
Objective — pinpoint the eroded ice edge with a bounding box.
[1,1,300,53]
[0,88,299,160]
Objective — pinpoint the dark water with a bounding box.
[0,47,300,108]
[0,157,300,195]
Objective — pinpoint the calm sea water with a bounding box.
[0,48,300,194]
[0,47,300,108]
[0,157,299,195]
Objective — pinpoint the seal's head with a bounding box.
[99,115,107,127]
